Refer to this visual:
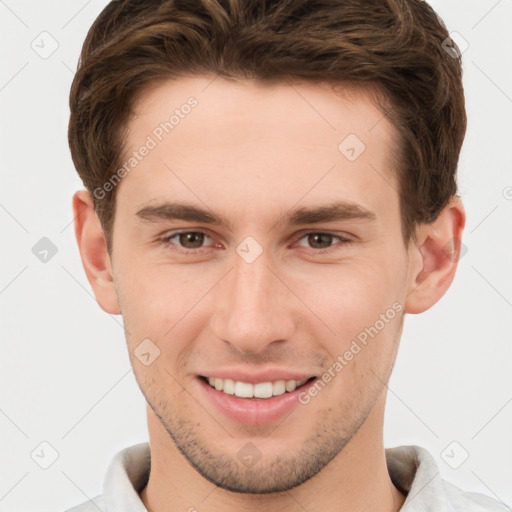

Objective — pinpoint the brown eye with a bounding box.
[177,232,205,249]
[161,231,213,254]
[295,232,352,254]
[306,233,335,249]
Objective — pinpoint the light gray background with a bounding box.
[1,1,511,511]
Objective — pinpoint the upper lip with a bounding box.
[198,368,317,384]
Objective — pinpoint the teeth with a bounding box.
[223,378,235,395]
[254,382,273,398]
[205,377,309,398]
[235,381,253,398]
[285,380,297,392]
[272,380,286,396]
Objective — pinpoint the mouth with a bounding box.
[199,375,317,399]
[196,371,320,425]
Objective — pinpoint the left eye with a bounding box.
[295,232,346,250]
[166,231,207,249]
[162,231,211,251]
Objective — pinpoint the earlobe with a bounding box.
[72,190,121,315]
[405,197,466,314]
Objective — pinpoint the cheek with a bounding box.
[293,254,406,362]
[302,255,405,316]
[115,261,214,371]
[116,256,199,323]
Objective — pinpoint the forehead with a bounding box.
[117,75,400,223]
[128,76,393,149]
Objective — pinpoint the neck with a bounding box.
[140,393,406,512]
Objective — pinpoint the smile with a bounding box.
[201,376,316,399]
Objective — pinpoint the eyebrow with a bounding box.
[135,201,377,230]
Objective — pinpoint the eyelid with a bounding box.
[159,227,212,239]
[291,229,354,242]
[160,229,215,248]
[291,231,353,252]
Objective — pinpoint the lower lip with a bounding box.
[197,377,315,425]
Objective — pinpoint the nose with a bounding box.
[210,248,295,355]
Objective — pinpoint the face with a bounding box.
[109,76,416,493]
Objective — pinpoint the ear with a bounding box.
[72,190,121,315]
[405,196,466,314]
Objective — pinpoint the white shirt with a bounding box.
[64,442,509,511]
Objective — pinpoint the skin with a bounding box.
[73,75,465,512]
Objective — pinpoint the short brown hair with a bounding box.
[68,0,466,253]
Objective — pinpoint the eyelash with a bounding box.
[159,230,352,256]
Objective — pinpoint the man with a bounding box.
[65,0,508,510]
